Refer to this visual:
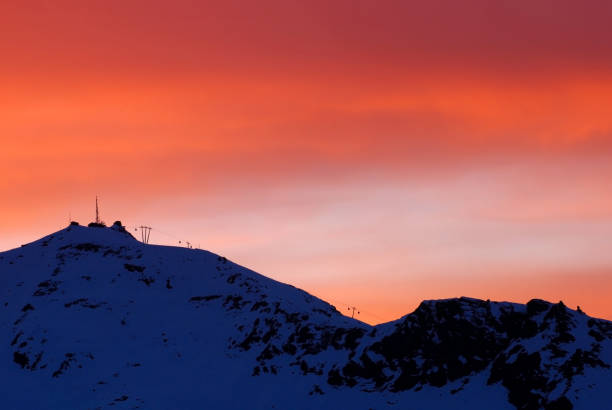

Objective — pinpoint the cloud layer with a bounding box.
[1,0,611,323]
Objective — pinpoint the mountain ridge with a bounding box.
[1,223,610,409]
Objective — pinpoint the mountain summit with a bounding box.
[1,223,610,409]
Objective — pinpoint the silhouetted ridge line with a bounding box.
[1,226,610,409]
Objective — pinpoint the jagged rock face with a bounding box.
[325,298,612,409]
[1,225,611,409]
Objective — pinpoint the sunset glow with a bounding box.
[2,0,611,324]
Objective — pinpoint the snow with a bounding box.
[1,223,611,409]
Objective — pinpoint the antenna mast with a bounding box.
[95,196,100,224]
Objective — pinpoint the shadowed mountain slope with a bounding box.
[1,223,610,409]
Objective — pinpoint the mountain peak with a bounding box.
[19,221,139,252]
[1,228,611,409]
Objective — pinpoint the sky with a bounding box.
[1,0,611,324]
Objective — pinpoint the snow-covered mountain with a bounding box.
[1,222,610,409]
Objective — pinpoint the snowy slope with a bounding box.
[1,223,610,410]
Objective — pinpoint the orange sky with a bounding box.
[1,1,611,324]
